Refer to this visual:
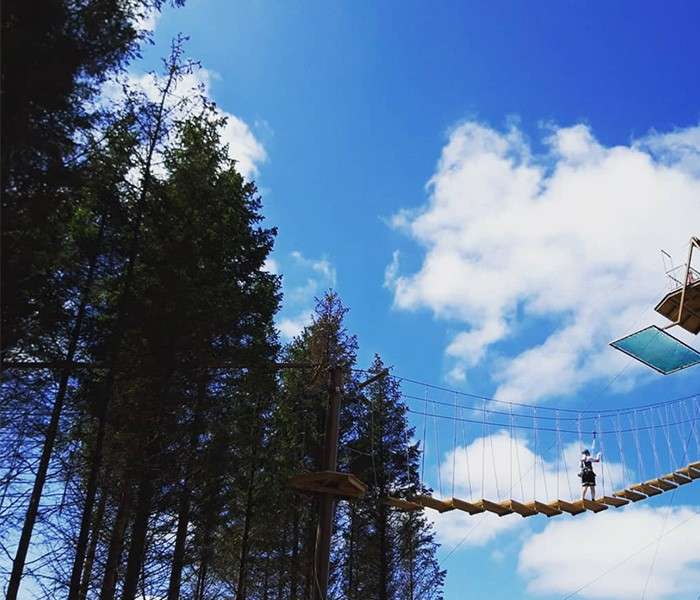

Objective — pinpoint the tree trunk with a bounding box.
[6,216,105,600]
[120,472,154,600]
[289,508,301,600]
[100,484,132,600]
[236,423,260,600]
[167,380,206,600]
[79,488,108,600]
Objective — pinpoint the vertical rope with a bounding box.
[451,393,457,498]
[671,401,689,464]
[433,410,443,498]
[532,408,538,501]
[680,397,700,458]
[420,387,428,487]
[615,411,628,488]
[661,404,676,470]
[598,415,606,497]
[460,405,473,500]
[645,407,661,476]
[632,410,644,483]
[481,400,486,497]
[509,404,514,498]
[489,420,501,500]
[555,410,561,500]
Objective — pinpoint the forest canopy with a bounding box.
[1,2,444,599]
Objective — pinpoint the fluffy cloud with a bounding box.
[518,504,700,599]
[386,121,700,402]
[276,251,338,341]
[427,431,625,547]
[101,68,266,180]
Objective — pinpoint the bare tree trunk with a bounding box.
[167,384,205,600]
[79,488,108,600]
[100,485,132,600]
[236,421,261,600]
[289,508,301,600]
[6,216,105,600]
[120,473,154,600]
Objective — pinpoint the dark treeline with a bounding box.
[1,2,445,599]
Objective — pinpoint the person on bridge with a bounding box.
[580,442,602,500]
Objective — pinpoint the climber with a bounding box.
[579,435,602,501]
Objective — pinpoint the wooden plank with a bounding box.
[581,499,608,513]
[476,499,514,517]
[688,460,700,470]
[600,495,629,508]
[526,501,562,517]
[662,472,692,486]
[446,497,485,515]
[553,500,586,516]
[646,477,677,492]
[385,497,422,511]
[613,489,647,502]
[676,466,699,480]
[630,482,663,497]
[412,495,454,513]
[501,499,537,517]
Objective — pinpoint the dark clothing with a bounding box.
[580,458,596,487]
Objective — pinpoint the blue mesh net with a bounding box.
[611,326,700,375]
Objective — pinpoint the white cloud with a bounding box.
[387,121,700,403]
[518,505,700,599]
[275,251,338,341]
[263,257,279,275]
[101,68,266,180]
[426,431,625,547]
[278,310,313,341]
[291,251,337,286]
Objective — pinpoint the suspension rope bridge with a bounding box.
[382,380,700,518]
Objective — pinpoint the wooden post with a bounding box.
[313,366,343,600]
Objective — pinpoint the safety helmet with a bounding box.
[582,449,590,456]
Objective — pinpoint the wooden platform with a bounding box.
[526,501,561,517]
[654,280,700,334]
[600,495,629,508]
[662,472,692,486]
[552,500,586,516]
[446,497,485,515]
[289,471,367,498]
[630,482,663,497]
[476,499,513,517]
[646,477,677,492]
[385,497,422,511]
[614,489,647,502]
[411,495,454,513]
[501,499,537,517]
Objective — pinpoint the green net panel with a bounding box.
[611,325,700,375]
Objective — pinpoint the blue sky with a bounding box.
[136,3,700,598]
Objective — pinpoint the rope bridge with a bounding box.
[384,381,700,518]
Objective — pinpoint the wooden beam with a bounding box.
[662,472,692,486]
[384,497,422,511]
[501,499,537,517]
[411,495,454,513]
[446,497,485,515]
[552,500,586,516]
[526,501,562,517]
[476,499,513,517]
[629,483,663,497]
[613,489,647,502]
[600,495,629,508]
[580,499,608,513]
[646,478,677,492]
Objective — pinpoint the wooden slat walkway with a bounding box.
[384,460,700,520]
